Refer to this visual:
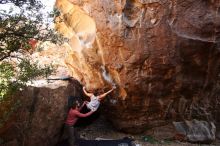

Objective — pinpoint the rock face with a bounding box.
[0,41,86,146]
[1,1,220,145]
[0,79,82,146]
[0,42,84,146]
[173,120,216,143]
[55,0,220,134]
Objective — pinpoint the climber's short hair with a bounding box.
[71,100,80,109]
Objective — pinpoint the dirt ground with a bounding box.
[77,115,219,146]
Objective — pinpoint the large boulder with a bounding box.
[0,43,83,146]
[55,0,220,134]
[0,79,82,146]
[1,1,220,145]
[173,120,216,143]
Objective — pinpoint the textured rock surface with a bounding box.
[1,1,220,145]
[2,139,18,146]
[173,120,216,143]
[54,0,220,134]
[0,79,82,146]
[55,0,220,134]
[0,42,84,146]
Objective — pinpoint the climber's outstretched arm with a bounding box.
[83,86,93,98]
[98,87,115,101]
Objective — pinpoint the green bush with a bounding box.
[0,0,62,100]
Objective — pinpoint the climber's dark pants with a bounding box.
[65,124,78,146]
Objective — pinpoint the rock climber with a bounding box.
[82,86,116,111]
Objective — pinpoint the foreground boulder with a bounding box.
[0,79,82,146]
[173,120,216,143]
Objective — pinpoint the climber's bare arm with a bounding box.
[78,101,88,111]
[98,87,115,101]
[83,86,93,98]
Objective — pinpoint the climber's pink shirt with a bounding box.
[65,108,93,126]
